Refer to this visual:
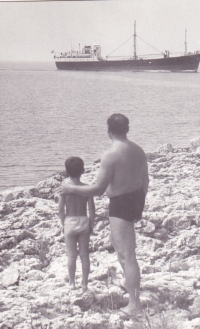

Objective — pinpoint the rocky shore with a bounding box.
[0,139,200,329]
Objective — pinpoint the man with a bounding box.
[61,113,149,318]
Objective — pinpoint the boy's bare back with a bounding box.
[64,192,88,217]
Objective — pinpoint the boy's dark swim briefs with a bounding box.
[109,187,145,222]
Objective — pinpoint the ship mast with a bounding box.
[134,20,137,60]
[185,28,187,54]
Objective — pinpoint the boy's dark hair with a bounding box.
[65,157,84,178]
[107,113,129,135]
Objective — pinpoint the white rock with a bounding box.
[190,136,200,148]
[0,267,19,287]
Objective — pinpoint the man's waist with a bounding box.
[107,185,143,199]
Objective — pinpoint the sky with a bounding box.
[0,0,200,61]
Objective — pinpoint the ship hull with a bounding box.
[55,54,200,72]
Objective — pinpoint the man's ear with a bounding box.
[82,167,85,174]
[65,170,69,177]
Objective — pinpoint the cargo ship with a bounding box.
[53,22,200,72]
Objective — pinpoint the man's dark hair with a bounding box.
[65,157,84,178]
[107,113,129,135]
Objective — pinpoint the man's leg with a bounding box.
[64,228,78,289]
[109,217,141,312]
[78,227,90,291]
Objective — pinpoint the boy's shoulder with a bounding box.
[63,178,89,186]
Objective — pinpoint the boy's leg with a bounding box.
[64,228,78,289]
[109,217,141,313]
[78,227,90,291]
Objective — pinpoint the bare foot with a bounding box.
[69,283,76,290]
[120,305,142,317]
[112,305,142,321]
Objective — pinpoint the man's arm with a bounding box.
[88,197,95,233]
[142,158,149,197]
[60,151,114,197]
[58,195,66,228]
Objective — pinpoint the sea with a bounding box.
[0,60,200,191]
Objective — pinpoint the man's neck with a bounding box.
[111,133,127,142]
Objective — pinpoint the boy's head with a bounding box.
[107,113,129,135]
[65,157,84,178]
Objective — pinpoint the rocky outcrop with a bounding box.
[0,141,200,329]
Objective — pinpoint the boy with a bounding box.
[58,156,95,291]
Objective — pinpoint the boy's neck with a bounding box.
[69,176,81,184]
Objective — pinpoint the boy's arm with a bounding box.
[88,197,95,234]
[58,195,66,229]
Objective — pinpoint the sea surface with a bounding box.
[0,61,200,191]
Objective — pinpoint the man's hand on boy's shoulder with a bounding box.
[59,179,75,195]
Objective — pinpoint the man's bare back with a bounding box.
[104,139,148,198]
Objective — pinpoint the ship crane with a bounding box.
[106,21,166,60]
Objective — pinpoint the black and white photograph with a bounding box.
[0,1,200,328]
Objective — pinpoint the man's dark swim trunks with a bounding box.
[109,187,145,222]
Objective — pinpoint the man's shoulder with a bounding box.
[101,148,117,163]
[127,141,147,165]
[130,140,146,155]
